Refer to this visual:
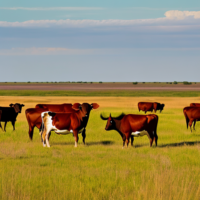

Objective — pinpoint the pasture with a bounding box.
[0,96,199,200]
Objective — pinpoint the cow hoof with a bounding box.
[43,144,46,147]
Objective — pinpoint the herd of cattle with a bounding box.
[0,101,199,148]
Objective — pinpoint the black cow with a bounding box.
[0,103,24,131]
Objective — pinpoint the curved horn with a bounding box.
[100,113,109,120]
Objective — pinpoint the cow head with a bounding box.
[100,114,115,131]
[9,103,25,113]
[160,104,165,113]
[72,103,99,116]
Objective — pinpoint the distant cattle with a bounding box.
[183,106,200,131]
[40,103,99,147]
[25,103,75,139]
[100,113,158,148]
[190,103,200,107]
[0,103,24,131]
[138,102,165,113]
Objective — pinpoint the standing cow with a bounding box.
[25,103,75,139]
[0,103,24,131]
[183,106,200,131]
[138,102,165,113]
[100,113,158,148]
[41,103,99,147]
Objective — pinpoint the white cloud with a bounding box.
[165,10,200,20]
[0,10,200,28]
[0,7,103,11]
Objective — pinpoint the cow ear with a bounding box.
[72,103,81,110]
[91,103,99,109]
[21,104,25,107]
[9,104,14,107]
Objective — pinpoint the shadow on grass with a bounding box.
[159,141,200,148]
[86,140,114,146]
[52,140,114,146]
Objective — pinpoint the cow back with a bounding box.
[138,102,154,111]
[190,103,200,107]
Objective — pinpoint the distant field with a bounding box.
[1,82,200,96]
[0,96,199,199]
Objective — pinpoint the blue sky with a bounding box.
[0,0,200,82]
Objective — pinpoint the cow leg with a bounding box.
[193,120,196,131]
[154,131,158,147]
[11,121,15,131]
[73,130,79,147]
[4,121,7,132]
[189,120,193,132]
[0,122,2,130]
[131,135,134,146]
[82,128,86,144]
[126,135,130,147]
[122,135,126,149]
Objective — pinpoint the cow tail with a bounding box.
[183,110,189,129]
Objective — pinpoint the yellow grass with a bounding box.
[0,96,199,200]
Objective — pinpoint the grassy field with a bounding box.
[0,96,200,200]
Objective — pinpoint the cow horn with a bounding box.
[100,113,109,120]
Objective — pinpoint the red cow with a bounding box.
[25,103,75,139]
[183,106,200,131]
[35,103,75,112]
[100,113,158,148]
[41,103,99,147]
[138,102,165,113]
[190,103,200,107]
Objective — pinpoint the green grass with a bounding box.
[1,90,200,97]
[0,101,200,199]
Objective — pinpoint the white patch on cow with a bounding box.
[131,130,149,137]
[75,141,78,147]
[55,129,72,135]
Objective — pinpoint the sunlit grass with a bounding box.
[0,96,199,199]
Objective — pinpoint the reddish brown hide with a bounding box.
[190,103,200,107]
[101,113,158,148]
[26,103,76,139]
[183,106,200,131]
[138,102,165,114]
[41,103,99,147]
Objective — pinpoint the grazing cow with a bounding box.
[41,103,99,147]
[35,104,75,112]
[100,113,158,148]
[0,103,24,131]
[25,103,75,140]
[190,103,200,107]
[138,102,165,113]
[183,106,200,131]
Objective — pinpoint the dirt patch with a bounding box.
[0,83,200,91]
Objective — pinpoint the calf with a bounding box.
[183,106,200,131]
[138,102,165,113]
[101,113,158,148]
[0,103,24,131]
[41,103,99,147]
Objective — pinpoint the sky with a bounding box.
[0,0,200,82]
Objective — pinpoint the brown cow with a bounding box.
[41,103,99,147]
[25,103,75,139]
[138,102,165,113]
[190,103,200,107]
[183,106,200,131]
[100,113,158,148]
[35,103,75,112]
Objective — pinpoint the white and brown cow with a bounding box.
[41,103,99,147]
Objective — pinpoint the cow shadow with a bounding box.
[86,140,114,146]
[158,141,200,148]
[52,140,114,146]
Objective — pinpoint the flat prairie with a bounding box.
[0,96,199,200]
